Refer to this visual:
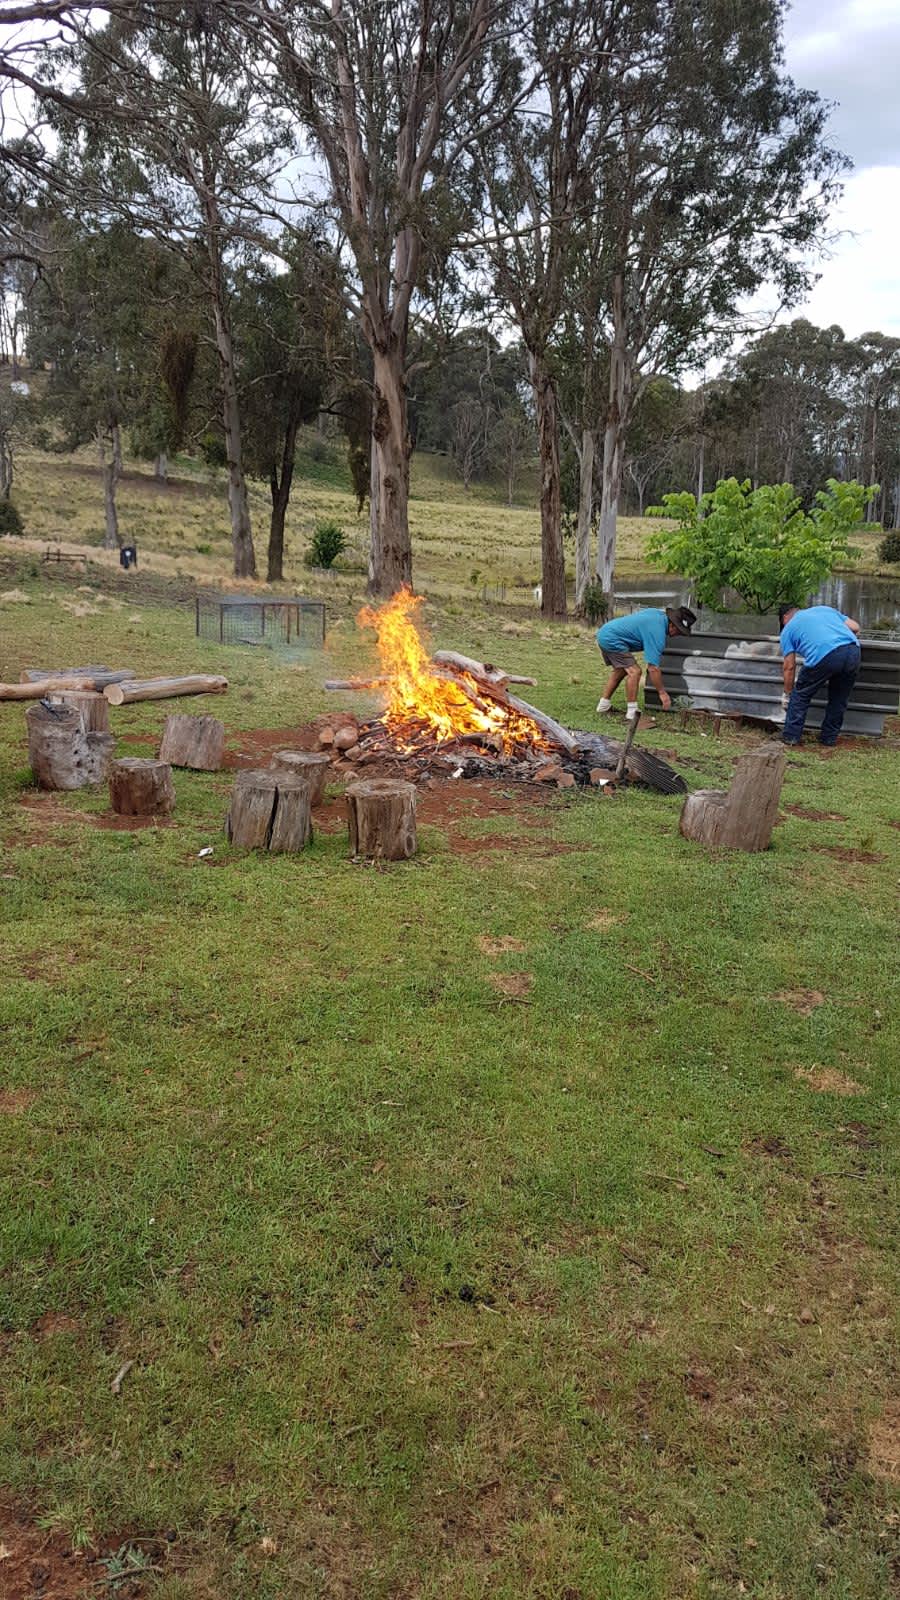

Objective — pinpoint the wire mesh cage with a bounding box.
[195,595,326,649]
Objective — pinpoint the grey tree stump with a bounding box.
[346,778,417,860]
[679,740,786,852]
[158,713,225,771]
[109,757,175,817]
[47,689,110,734]
[270,749,330,805]
[26,701,114,790]
[225,769,312,852]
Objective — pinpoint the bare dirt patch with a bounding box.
[30,1312,81,1339]
[866,1401,900,1483]
[487,972,534,999]
[16,794,173,837]
[794,1065,866,1096]
[0,1498,166,1600]
[774,989,826,1017]
[478,935,526,955]
[0,1090,36,1115]
[809,845,885,865]
[782,804,848,822]
[745,1133,793,1163]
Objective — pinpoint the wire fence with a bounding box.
[195,595,326,650]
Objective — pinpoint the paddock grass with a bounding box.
[0,573,898,1599]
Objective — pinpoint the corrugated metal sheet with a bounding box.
[643,633,900,737]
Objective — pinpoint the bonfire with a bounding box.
[324,588,685,795]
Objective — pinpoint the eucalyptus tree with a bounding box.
[587,0,845,596]
[22,1,289,577]
[477,0,616,617]
[246,0,527,596]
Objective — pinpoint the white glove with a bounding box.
[781,691,790,710]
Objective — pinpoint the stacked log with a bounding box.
[105,675,227,706]
[26,702,114,790]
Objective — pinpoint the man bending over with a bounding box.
[596,606,697,721]
[779,603,861,747]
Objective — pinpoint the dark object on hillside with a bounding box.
[346,778,418,860]
[26,700,114,789]
[158,714,225,771]
[645,631,900,738]
[195,594,325,649]
[680,741,786,851]
[119,544,138,570]
[226,770,313,851]
[109,757,175,817]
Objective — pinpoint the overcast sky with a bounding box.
[780,0,900,338]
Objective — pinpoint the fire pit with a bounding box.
[323,591,686,795]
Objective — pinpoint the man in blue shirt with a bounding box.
[778,603,861,747]
[596,606,696,720]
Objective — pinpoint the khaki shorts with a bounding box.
[600,648,639,669]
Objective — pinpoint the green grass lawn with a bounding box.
[0,567,897,1598]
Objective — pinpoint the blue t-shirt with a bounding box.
[779,606,859,669]
[597,608,669,667]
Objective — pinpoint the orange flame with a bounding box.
[357,588,547,753]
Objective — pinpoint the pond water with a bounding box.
[617,571,900,638]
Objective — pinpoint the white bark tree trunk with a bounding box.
[575,426,594,607]
[595,289,629,599]
[212,292,256,579]
[529,350,566,619]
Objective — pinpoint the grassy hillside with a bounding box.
[9,434,891,601]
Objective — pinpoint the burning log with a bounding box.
[324,676,390,691]
[504,692,578,754]
[346,778,417,860]
[431,651,537,688]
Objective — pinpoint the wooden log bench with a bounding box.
[346,778,417,861]
[26,701,114,790]
[158,713,225,771]
[269,749,330,805]
[109,757,175,817]
[225,769,312,852]
[679,740,786,852]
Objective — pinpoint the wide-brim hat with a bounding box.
[666,605,697,636]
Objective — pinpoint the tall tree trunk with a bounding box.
[696,436,705,503]
[155,451,168,482]
[575,426,594,608]
[267,413,299,583]
[212,293,256,578]
[529,351,566,619]
[369,343,412,595]
[98,423,122,550]
[0,430,12,500]
[596,300,629,599]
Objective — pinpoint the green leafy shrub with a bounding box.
[877,530,900,564]
[646,477,874,614]
[195,542,213,555]
[306,518,348,569]
[580,579,610,626]
[0,499,24,536]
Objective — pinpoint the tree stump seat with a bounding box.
[346,778,417,860]
[26,701,114,790]
[679,740,786,852]
[158,713,225,770]
[225,769,312,851]
[109,757,176,816]
[269,749,330,805]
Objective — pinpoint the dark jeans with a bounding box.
[783,641,861,745]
